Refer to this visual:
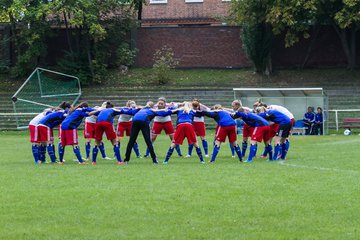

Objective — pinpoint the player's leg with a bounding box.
[124,121,141,163]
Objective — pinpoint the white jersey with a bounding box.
[268,105,294,119]
[243,106,253,114]
[193,105,210,122]
[118,114,133,123]
[29,112,48,126]
[85,115,97,124]
[154,103,177,123]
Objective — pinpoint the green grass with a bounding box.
[0,131,359,239]
[91,68,360,88]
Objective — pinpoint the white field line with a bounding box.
[277,161,359,174]
[317,139,360,145]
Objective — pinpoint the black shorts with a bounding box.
[276,123,292,138]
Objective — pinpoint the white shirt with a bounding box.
[154,103,177,123]
[193,105,210,122]
[268,105,294,119]
[29,112,47,126]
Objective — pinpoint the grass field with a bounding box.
[0,131,359,239]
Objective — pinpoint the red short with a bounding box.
[290,118,295,132]
[95,121,116,141]
[251,126,270,143]
[215,125,237,143]
[173,123,197,145]
[84,122,96,139]
[37,125,54,142]
[117,121,132,137]
[243,124,254,138]
[152,121,175,135]
[61,129,79,146]
[29,125,39,143]
[192,121,206,137]
[269,124,280,138]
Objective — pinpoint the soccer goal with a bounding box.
[11,67,81,129]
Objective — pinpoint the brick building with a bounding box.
[141,0,231,26]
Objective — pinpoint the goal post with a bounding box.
[11,67,81,129]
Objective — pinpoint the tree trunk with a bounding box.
[332,24,357,69]
[8,12,20,65]
[301,26,320,69]
[63,10,74,56]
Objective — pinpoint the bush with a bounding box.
[152,46,179,85]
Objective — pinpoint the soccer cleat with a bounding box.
[103,156,113,160]
[178,154,183,157]
[200,160,205,164]
[143,154,149,158]
[244,159,253,163]
[231,155,235,158]
[79,162,87,165]
[117,161,125,165]
[136,155,143,158]
[58,162,65,165]
[209,160,215,164]
[260,155,267,159]
[124,161,129,164]
[163,161,168,165]
[205,154,209,158]
[185,155,191,158]
[92,161,97,165]
[153,160,159,164]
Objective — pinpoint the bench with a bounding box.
[292,120,307,135]
[342,118,360,130]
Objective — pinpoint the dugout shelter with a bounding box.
[233,88,328,135]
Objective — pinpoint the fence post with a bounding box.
[335,110,339,132]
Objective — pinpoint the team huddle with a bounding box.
[28,97,294,165]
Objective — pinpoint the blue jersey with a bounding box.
[315,113,323,123]
[133,107,172,124]
[38,110,68,129]
[61,108,94,130]
[97,108,139,124]
[258,110,291,125]
[173,110,196,125]
[304,112,315,122]
[200,110,236,127]
[233,112,269,127]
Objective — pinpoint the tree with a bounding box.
[229,0,275,75]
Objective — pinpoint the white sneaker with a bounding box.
[205,154,209,158]
[185,155,191,158]
[232,155,235,158]
[103,156,113,160]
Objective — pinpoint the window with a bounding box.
[150,0,168,4]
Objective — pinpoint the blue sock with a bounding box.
[234,144,243,161]
[188,144,194,156]
[281,140,290,159]
[175,144,182,156]
[202,139,208,155]
[266,145,273,161]
[114,143,122,162]
[133,142,140,157]
[145,147,150,157]
[92,146,99,163]
[164,147,174,162]
[99,142,107,158]
[73,145,83,163]
[85,142,91,159]
[58,142,65,162]
[273,144,282,160]
[195,146,204,162]
[47,144,57,163]
[211,145,220,162]
[261,146,268,157]
[229,143,235,156]
[242,141,248,157]
[31,144,39,163]
[247,144,257,162]
[39,145,46,162]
